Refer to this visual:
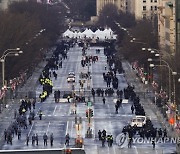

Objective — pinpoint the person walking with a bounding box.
[65,133,70,146]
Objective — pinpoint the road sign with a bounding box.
[87,101,92,107]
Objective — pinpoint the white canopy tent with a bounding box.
[63,28,117,40]
[63,29,74,38]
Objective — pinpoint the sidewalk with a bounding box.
[122,60,179,152]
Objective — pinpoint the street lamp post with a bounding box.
[0,50,23,87]
[149,63,177,104]
[0,49,23,112]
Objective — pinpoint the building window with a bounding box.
[143,0,146,3]
[151,0,153,2]
[151,6,153,10]
[154,6,157,10]
[143,14,146,19]
[154,0,157,2]
[143,6,146,11]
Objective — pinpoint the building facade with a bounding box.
[176,0,180,56]
[158,0,176,55]
[127,0,159,19]
[96,0,127,16]
[0,0,28,10]
[97,0,159,19]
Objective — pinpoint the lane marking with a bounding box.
[133,146,139,154]
[65,121,69,135]
[46,122,51,134]
[24,122,35,145]
[70,121,73,138]
[28,122,35,137]
[53,105,57,115]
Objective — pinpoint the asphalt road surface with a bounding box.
[0,45,177,154]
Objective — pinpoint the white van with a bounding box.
[130,116,146,128]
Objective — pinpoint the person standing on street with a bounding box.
[32,99,36,109]
[4,129,7,141]
[107,135,111,147]
[50,133,54,146]
[115,104,119,114]
[39,110,43,120]
[35,133,38,146]
[102,97,106,105]
[101,135,106,147]
[14,109,17,119]
[32,134,36,146]
[43,133,48,146]
[152,139,155,149]
[128,137,133,148]
[17,128,21,140]
[131,105,135,114]
[98,130,102,140]
[26,134,29,146]
[110,135,113,147]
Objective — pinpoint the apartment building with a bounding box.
[176,0,180,56]
[0,0,28,10]
[158,0,176,55]
[96,0,127,16]
[127,0,158,19]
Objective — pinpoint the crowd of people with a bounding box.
[98,130,113,147]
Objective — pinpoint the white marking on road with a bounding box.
[46,122,51,134]
[65,121,69,135]
[155,148,159,154]
[108,104,112,116]
[133,146,139,154]
[70,121,74,138]
[24,122,35,145]
[28,122,34,137]
[53,105,57,115]
[112,143,117,154]
[58,105,62,112]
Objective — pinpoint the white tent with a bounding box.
[80,29,94,38]
[63,29,74,38]
[94,29,106,40]
[103,28,114,39]
[62,28,116,40]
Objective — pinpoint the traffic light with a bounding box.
[91,110,93,117]
[86,110,88,117]
[89,109,93,117]
[79,117,82,124]
[75,116,78,124]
